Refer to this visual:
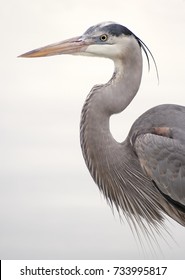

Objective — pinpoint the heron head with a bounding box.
[19,22,141,60]
[19,21,158,77]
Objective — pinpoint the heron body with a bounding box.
[20,21,185,240]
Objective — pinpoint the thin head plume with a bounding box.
[135,36,159,83]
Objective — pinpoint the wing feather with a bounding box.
[134,132,185,208]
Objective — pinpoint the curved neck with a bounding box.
[102,42,143,115]
[80,40,142,187]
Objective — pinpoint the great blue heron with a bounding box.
[20,22,185,242]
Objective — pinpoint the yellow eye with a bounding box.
[100,34,108,42]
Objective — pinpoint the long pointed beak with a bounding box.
[19,36,89,58]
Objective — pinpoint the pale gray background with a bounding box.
[0,0,185,259]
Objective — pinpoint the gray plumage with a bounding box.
[20,21,185,242]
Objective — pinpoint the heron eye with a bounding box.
[100,34,108,42]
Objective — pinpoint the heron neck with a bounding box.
[80,44,142,182]
[105,46,143,115]
[80,42,143,139]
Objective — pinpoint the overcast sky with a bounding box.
[0,0,185,259]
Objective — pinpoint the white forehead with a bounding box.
[83,21,118,36]
[97,21,117,28]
